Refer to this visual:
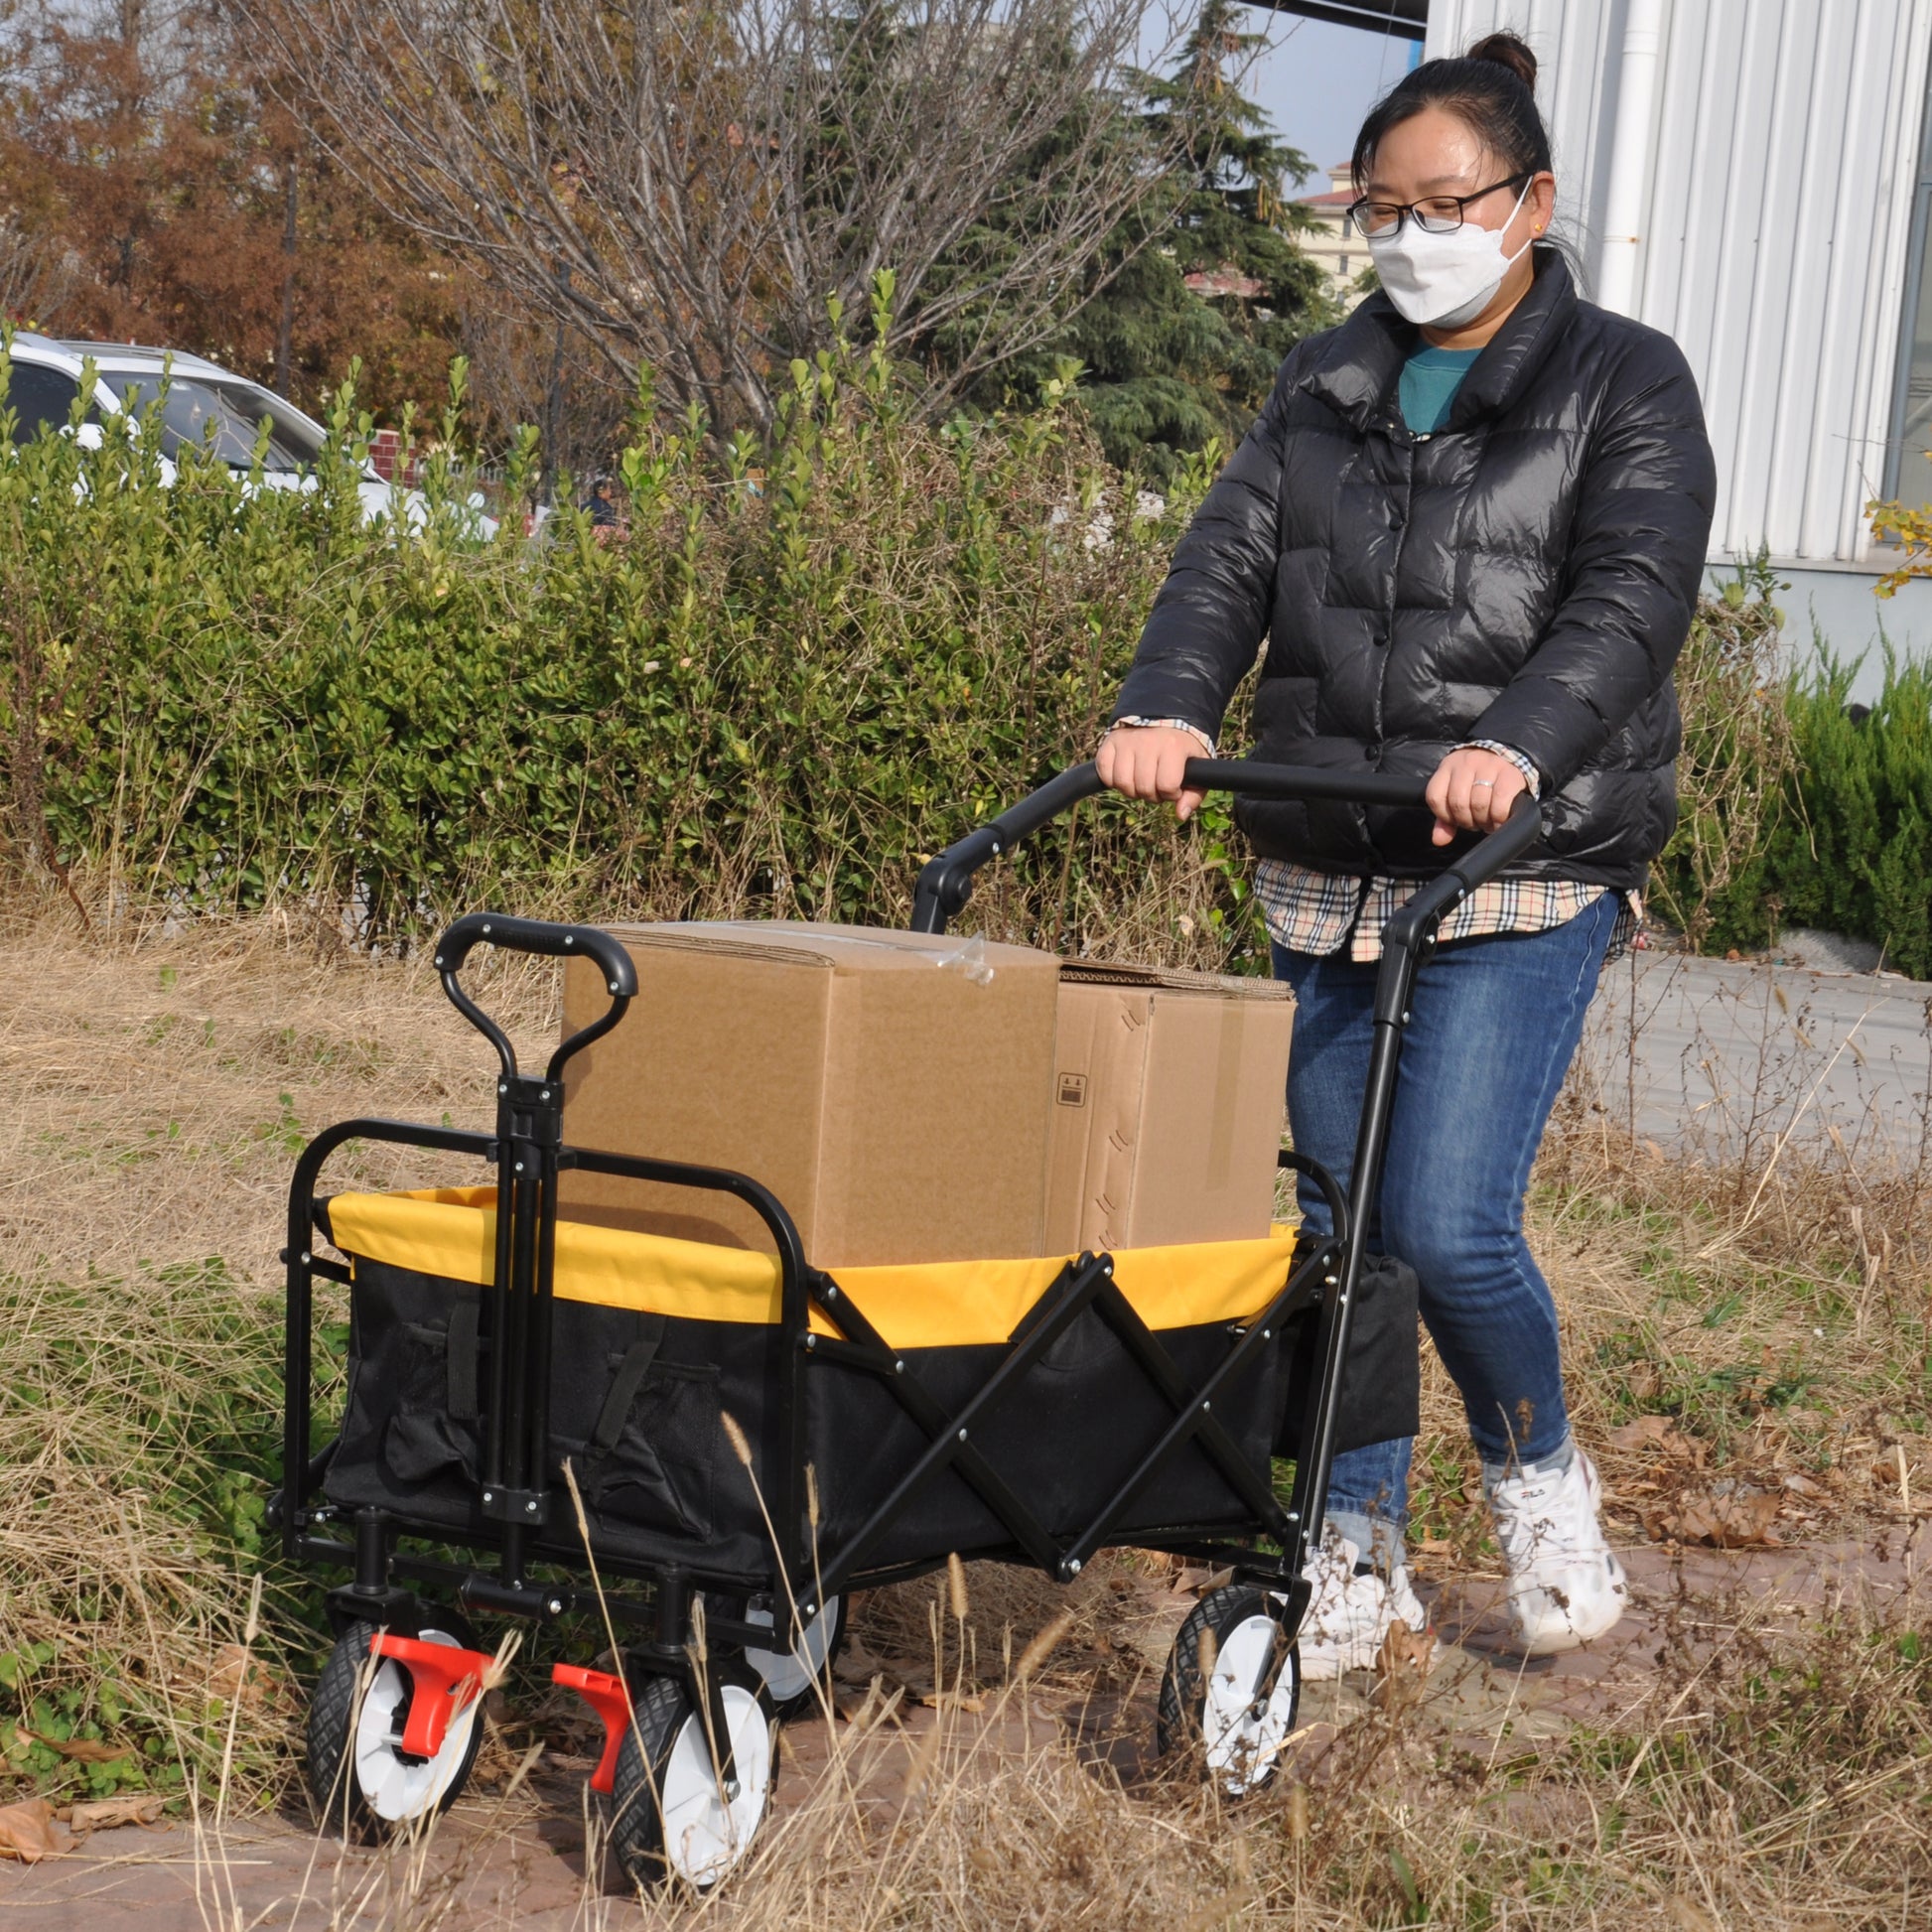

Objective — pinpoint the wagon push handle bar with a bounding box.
[910,758,1434,934]
[909,759,1546,1585]
[433,912,638,1087]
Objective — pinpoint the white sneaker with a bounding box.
[1486,1449,1627,1655]
[1386,1559,1429,1642]
[1295,1525,1433,1680]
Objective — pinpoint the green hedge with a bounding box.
[1762,650,1932,980]
[3,333,1273,963]
[1645,570,1792,955]
[4,324,1863,971]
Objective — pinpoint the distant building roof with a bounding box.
[1299,163,1356,214]
[1184,267,1267,301]
[1250,0,1424,36]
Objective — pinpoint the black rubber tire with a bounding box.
[305,1614,487,1838]
[745,1593,846,1720]
[1156,1585,1300,1794]
[609,1664,775,1890]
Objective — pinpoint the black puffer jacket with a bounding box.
[1112,250,1717,888]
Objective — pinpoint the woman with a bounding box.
[1098,33,1715,1670]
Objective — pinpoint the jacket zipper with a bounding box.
[1375,417,1416,766]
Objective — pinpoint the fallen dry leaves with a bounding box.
[62,1793,166,1836]
[17,1729,137,1764]
[1606,1415,1787,1545]
[1665,1897,1720,1932]
[0,1796,65,1863]
[1607,1413,1708,1465]
[1644,1482,1784,1549]
[206,1641,279,1708]
[1370,1618,1434,1715]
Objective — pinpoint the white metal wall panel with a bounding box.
[1423,0,1618,253]
[1420,0,1932,563]
[1822,4,1928,557]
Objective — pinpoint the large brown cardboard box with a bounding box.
[1045,964,1293,1253]
[556,922,1061,1266]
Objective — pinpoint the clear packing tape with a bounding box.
[936,934,994,985]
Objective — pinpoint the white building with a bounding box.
[1272,0,1932,687]
[1294,163,1373,312]
[1429,0,1932,685]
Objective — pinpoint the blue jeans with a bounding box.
[1273,892,1618,1563]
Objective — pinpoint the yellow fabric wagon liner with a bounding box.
[324,1186,1300,1351]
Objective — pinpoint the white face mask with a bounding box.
[1365,180,1534,329]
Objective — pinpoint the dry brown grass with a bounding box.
[0,903,557,1811]
[3,905,1930,1927]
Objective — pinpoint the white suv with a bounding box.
[0,332,484,530]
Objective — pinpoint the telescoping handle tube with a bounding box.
[1274,787,1541,1581]
[424,911,644,1580]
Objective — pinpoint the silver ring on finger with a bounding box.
[1471,778,1495,789]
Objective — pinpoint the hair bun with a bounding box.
[1466,31,1537,93]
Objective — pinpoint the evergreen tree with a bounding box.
[1073,0,1333,477]
[969,0,1334,481]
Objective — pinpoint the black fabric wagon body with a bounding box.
[319,1187,1414,1587]
[276,773,1527,1872]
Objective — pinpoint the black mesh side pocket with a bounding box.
[382,1302,483,1484]
[1277,1252,1421,1457]
[586,1321,721,1542]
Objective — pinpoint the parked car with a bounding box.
[0,332,490,533]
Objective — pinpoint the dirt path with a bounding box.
[8,1534,1924,1930]
[1579,950,1932,1161]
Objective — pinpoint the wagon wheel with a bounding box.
[744,1594,844,1718]
[608,1665,775,1890]
[306,1617,488,1836]
[1157,1586,1301,1797]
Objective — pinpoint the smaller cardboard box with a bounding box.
[556,921,1061,1266]
[1045,964,1293,1254]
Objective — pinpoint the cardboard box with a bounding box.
[1045,964,1293,1253]
[556,922,1061,1266]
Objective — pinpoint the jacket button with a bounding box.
[1365,742,1383,759]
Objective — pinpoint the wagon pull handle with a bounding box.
[910,757,1445,934]
[432,912,637,1085]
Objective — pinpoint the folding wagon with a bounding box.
[268,759,1539,1887]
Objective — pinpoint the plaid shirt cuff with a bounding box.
[1109,717,1217,758]
[1466,740,1542,798]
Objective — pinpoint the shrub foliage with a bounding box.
[1645,561,1794,955]
[2,321,1249,960]
[7,317,1894,970]
[1764,648,1932,979]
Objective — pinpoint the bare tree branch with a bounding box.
[0,213,80,325]
[251,0,1189,434]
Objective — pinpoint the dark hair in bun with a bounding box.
[1466,30,1538,93]
[1351,30,1552,191]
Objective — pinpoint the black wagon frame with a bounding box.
[270,759,1539,1701]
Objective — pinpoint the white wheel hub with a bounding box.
[660,1684,773,1886]
[352,1627,482,1822]
[745,1597,840,1705]
[1200,1612,1297,1795]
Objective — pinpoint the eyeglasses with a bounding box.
[1348,173,1533,239]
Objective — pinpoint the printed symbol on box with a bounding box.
[1056,1073,1088,1107]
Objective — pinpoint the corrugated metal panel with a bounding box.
[1423,0,1618,259]
[1421,0,1932,563]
